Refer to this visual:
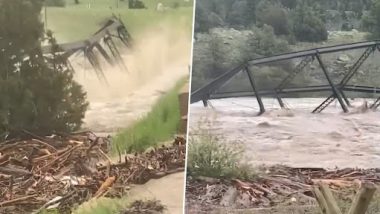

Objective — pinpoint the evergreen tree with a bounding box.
[0,0,88,138]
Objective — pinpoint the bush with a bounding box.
[251,25,290,57]
[188,129,256,179]
[45,0,65,7]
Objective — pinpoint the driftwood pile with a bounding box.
[186,166,380,210]
[0,132,186,213]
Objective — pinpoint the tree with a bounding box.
[0,0,88,138]
[226,0,251,27]
[291,2,328,42]
[75,0,80,4]
[362,0,380,39]
[256,2,291,35]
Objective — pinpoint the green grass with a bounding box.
[44,0,194,42]
[112,78,187,154]
[73,198,122,214]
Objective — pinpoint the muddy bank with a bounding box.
[190,98,380,169]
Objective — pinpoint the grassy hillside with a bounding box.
[112,77,187,154]
[44,0,193,42]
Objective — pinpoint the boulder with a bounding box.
[337,54,351,63]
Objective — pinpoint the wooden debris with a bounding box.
[94,176,116,198]
[347,181,376,214]
[0,132,186,213]
[186,165,380,211]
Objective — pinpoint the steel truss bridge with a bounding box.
[42,16,132,81]
[191,40,380,114]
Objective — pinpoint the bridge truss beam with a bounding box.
[41,16,132,75]
[191,41,380,114]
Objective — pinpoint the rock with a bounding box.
[358,100,369,113]
[344,64,352,69]
[328,131,344,140]
[235,192,251,208]
[337,54,351,63]
[205,184,225,202]
[257,121,271,128]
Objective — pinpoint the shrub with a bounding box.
[188,129,256,179]
[251,25,290,57]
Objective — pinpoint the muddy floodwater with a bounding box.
[189,97,380,169]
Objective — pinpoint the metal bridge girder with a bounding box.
[275,55,314,108]
[94,42,115,66]
[312,45,376,113]
[315,53,348,113]
[370,45,380,110]
[104,34,128,72]
[245,66,265,115]
[191,40,380,114]
[84,46,108,85]
[41,17,132,81]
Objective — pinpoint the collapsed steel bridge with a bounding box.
[42,16,132,80]
[191,40,380,114]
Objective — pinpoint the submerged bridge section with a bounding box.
[42,16,132,82]
[191,40,380,114]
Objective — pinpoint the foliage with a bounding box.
[191,26,290,91]
[194,0,258,32]
[362,0,380,39]
[0,0,88,138]
[188,130,256,180]
[112,78,186,153]
[291,2,328,42]
[256,1,290,35]
[252,25,290,57]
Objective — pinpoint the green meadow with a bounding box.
[44,0,194,42]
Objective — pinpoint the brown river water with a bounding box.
[189,97,380,169]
